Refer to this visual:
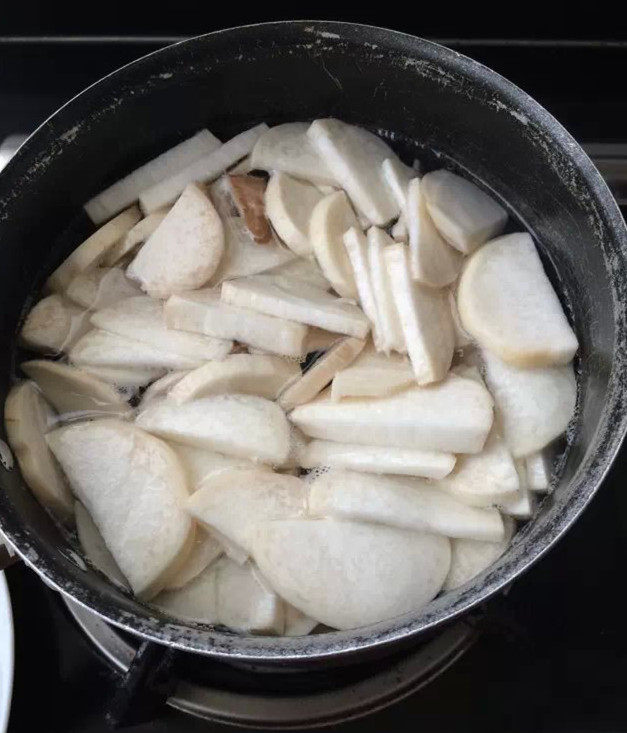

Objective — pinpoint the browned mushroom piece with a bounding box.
[228,174,272,244]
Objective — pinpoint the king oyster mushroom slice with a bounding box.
[47,419,194,599]
[186,469,308,559]
[525,452,551,492]
[47,206,142,292]
[164,288,308,359]
[162,527,223,591]
[103,209,170,266]
[20,294,91,354]
[309,470,504,542]
[330,345,414,400]
[4,381,74,523]
[75,501,129,589]
[80,365,165,389]
[169,443,270,491]
[262,257,331,291]
[127,183,225,298]
[252,518,451,630]
[65,267,142,310]
[136,394,291,465]
[457,232,578,368]
[342,227,383,347]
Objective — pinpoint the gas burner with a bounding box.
[63,596,477,729]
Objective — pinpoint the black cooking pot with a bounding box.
[1,21,626,668]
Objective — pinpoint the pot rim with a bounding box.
[2,20,627,663]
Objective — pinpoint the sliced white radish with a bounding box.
[298,440,455,479]
[90,295,232,363]
[421,169,508,254]
[252,518,450,630]
[366,227,406,353]
[290,373,493,454]
[163,528,223,590]
[139,124,268,213]
[263,257,331,291]
[81,365,165,389]
[127,183,224,298]
[498,486,536,519]
[482,350,576,457]
[47,206,141,292]
[250,122,337,185]
[309,191,359,299]
[75,501,129,589]
[434,428,520,507]
[309,470,504,542]
[153,559,218,623]
[384,243,455,384]
[47,419,193,599]
[168,354,300,404]
[525,452,551,492]
[228,175,272,244]
[20,294,90,354]
[65,267,141,310]
[187,469,308,558]
[277,337,365,411]
[70,329,213,371]
[444,516,515,591]
[84,129,221,224]
[164,288,307,358]
[141,371,189,405]
[457,233,578,367]
[330,345,414,400]
[381,157,413,209]
[136,395,291,464]
[281,424,309,470]
[406,178,462,287]
[103,209,169,266]
[343,227,383,345]
[170,444,267,490]
[264,172,323,257]
[21,360,131,418]
[4,381,73,523]
[221,275,370,338]
[448,290,472,349]
[284,604,319,636]
[307,119,400,225]
[304,327,342,353]
[228,155,253,175]
[391,215,408,242]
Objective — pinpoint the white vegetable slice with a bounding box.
[70,329,210,371]
[250,122,337,185]
[444,516,515,591]
[47,419,193,599]
[153,560,218,623]
[20,294,91,354]
[81,365,165,389]
[75,501,129,589]
[136,395,291,464]
[221,275,370,338]
[381,157,413,209]
[525,452,551,492]
[4,381,73,522]
[391,215,408,242]
[263,257,331,291]
[343,227,383,346]
[330,345,414,400]
[305,327,342,353]
[448,290,472,349]
[127,183,224,298]
[298,440,455,479]
[139,124,268,213]
[103,209,169,266]
[309,190,359,299]
[164,288,307,358]
[406,178,462,287]
[228,156,253,175]
[187,469,308,558]
[284,604,319,636]
[457,233,578,367]
[277,337,365,411]
[309,470,504,542]
[211,217,295,284]
[264,172,323,257]
[366,227,406,353]
[228,175,272,244]
[434,428,520,507]
[21,360,131,418]
[498,486,536,519]
[47,206,142,292]
[290,373,493,454]
[307,119,400,225]
[65,267,141,310]
[163,528,223,591]
[141,371,189,405]
[252,518,450,630]
[421,169,508,254]
[170,444,267,490]
[84,129,221,224]
[384,243,455,384]
[90,295,232,363]
[169,354,300,404]
[482,350,577,457]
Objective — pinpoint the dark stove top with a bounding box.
[3,35,627,733]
